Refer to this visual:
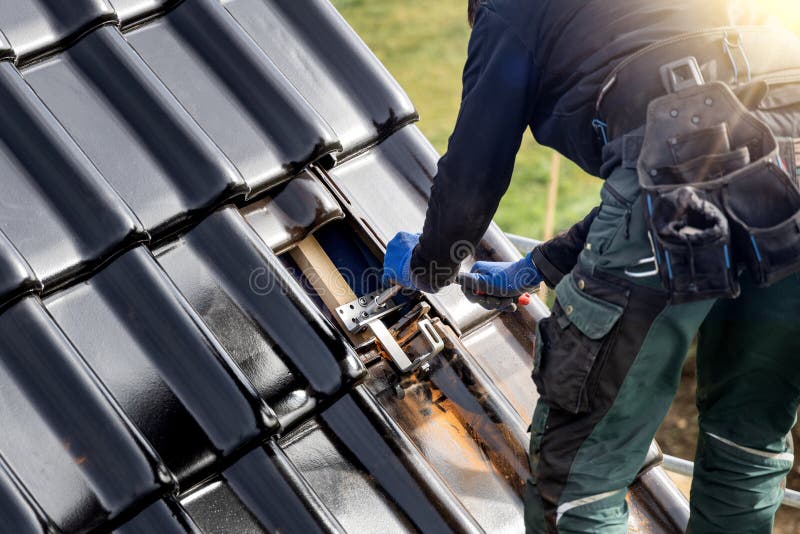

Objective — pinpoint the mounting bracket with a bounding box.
[337,290,444,372]
[335,287,402,332]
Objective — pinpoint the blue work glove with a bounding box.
[382,232,420,289]
[459,251,542,297]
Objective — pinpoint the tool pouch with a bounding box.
[638,81,800,301]
[648,186,736,302]
[722,159,800,286]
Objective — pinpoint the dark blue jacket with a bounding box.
[412,0,734,289]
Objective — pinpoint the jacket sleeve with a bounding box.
[409,6,539,292]
[531,206,600,288]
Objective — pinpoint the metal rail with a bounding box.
[503,233,542,254]
[663,455,800,510]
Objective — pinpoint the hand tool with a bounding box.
[455,273,533,312]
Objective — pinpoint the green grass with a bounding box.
[332,0,601,239]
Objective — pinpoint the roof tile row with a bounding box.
[0,1,419,529]
[0,1,590,532]
[0,0,416,308]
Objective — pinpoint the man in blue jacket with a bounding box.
[384,1,800,532]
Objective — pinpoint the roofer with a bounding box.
[382,1,800,532]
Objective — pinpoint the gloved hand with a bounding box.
[382,232,420,289]
[458,251,542,297]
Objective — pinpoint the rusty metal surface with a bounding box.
[461,317,538,423]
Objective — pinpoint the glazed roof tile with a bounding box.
[0,1,685,531]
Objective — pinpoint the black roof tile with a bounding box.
[0,229,40,310]
[321,394,455,533]
[124,0,341,196]
[0,458,52,534]
[181,438,346,532]
[222,446,329,533]
[182,479,269,533]
[0,30,12,61]
[45,247,277,485]
[0,0,116,64]
[242,171,345,255]
[155,208,364,423]
[114,498,200,534]
[23,25,247,237]
[279,417,415,533]
[0,295,173,532]
[0,60,146,291]
[109,0,179,29]
[325,126,439,240]
[222,0,417,157]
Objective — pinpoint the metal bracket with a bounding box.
[723,31,752,86]
[369,318,444,373]
[368,320,414,371]
[660,57,705,94]
[416,319,445,364]
[335,287,401,332]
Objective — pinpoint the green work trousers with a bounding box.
[524,166,800,533]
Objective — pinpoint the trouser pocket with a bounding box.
[533,273,627,414]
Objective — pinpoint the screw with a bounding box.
[705,97,714,106]
[358,297,368,306]
[670,109,679,118]
[360,311,370,319]
[692,116,701,125]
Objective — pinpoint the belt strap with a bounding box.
[597,27,800,141]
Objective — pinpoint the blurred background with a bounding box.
[332,1,800,531]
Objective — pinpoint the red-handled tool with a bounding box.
[454,273,532,313]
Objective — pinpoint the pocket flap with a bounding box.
[554,275,624,340]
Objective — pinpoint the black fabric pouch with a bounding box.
[648,187,738,302]
[723,160,800,286]
[638,81,800,299]
[668,123,731,163]
[660,147,750,185]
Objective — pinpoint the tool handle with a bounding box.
[454,274,530,312]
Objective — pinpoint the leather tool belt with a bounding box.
[597,27,800,141]
[596,26,800,303]
[638,81,800,302]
